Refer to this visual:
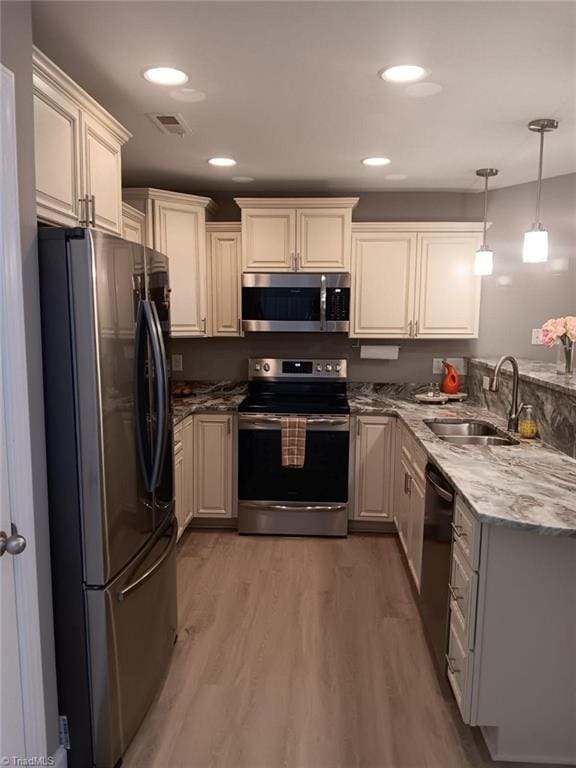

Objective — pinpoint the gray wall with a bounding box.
[0,1,59,755]
[469,173,576,361]
[177,176,575,382]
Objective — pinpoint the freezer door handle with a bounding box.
[117,519,177,602]
[144,300,169,492]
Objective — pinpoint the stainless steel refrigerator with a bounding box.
[38,227,177,768]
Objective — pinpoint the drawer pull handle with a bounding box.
[449,583,463,601]
[446,655,460,675]
[451,522,467,538]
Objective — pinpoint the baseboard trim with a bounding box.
[348,521,396,534]
[190,518,238,530]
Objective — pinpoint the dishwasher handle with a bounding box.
[425,465,454,504]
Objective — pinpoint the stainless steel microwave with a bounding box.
[241,273,350,333]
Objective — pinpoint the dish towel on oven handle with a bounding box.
[281,416,307,468]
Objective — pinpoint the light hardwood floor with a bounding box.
[123,532,555,768]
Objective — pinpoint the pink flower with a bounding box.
[565,316,576,342]
[540,317,568,347]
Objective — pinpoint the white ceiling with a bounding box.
[32,1,576,193]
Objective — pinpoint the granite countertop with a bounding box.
[348,384,576,537]
[173,381,247,423]
[471,357,576,397]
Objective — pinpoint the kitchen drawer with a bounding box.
[449,539,478,651]
[446,620,474,723]
[453,495,481,569]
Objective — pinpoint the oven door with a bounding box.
[238,414,350,535]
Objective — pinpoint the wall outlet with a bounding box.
[531,328,543,345]
[172,354,183,372]
[432,357,467,375]
[482,375,491,391]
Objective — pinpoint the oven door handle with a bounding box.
[241,502,347,513]
[239,415,349,427]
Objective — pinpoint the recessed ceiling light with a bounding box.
[170,87,206,103]
[385,173,408,181]
[208,157,237,167]
[143,67,189,86]
[362,157,391,167]
[232,176,254,183]
[380,65,428,83]
[405,82,443,98]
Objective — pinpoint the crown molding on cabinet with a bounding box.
[123,187,216,214]
[205,222,241,232]
[352,221,489,232]
[33,46,131,145]
[234,197,359,209]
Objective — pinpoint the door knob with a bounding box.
[0,525,27,557]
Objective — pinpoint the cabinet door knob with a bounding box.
[0,525,27,557]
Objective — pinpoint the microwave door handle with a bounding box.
[320,274,327,331]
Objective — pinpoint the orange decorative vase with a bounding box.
[441,361,460,394]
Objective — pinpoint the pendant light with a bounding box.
[474,168,498,276]
[523,118,558,263]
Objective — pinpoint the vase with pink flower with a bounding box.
[539,316,576,376]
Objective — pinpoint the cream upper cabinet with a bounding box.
[241,208,296,271]
[207,224,242,337]
[236,198,358,272]
[353,416,394,521]
[121,202,146,245]
[123,188,213,338]
[33,68,82,227]
[297,208,352,271]
[415,232,482,338]
[33,48,130,234]
[194,414,234,518]
[350,230,417,337]
[350,223,484,339]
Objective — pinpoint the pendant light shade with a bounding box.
[523,118,558,263]
[474,168,498,276]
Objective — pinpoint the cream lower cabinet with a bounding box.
[350,224,483,339]
[174,416,194,540]
[236,198,358,272]
[121,202,146,245]
[394,420,427,590]
[207,224,242,337]
[33,48,130,233]
[194,414,234,518]
[353,416,394,521]
[123,189,213,337]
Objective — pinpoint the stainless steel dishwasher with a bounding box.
[419,463,455,675]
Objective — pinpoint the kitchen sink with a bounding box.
[424,419,520,446]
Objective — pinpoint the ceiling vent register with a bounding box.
[147,112,191,137]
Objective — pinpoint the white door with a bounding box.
[174,433,185,539]
[154,200,207,336]
[209,229,242,336]
[33,69,82,227]
[81,112,123,234]
[194,414,233,518]
[415,233,482,338]
[353,416,394,521]
[241,208,296,271]
[350,232,417,337]
[297,208,351,272]
[1,64,55,765]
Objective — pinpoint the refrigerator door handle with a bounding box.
[134,301,153,491]
[143,299,169,492]
[117,517,177,602]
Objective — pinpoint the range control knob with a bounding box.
[263,362,271,372]
[316,364,323,372]
[335,364,342,372]
[325,364,333,372]
[254,363,261,371]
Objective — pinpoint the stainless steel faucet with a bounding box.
[490,356,524,432]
